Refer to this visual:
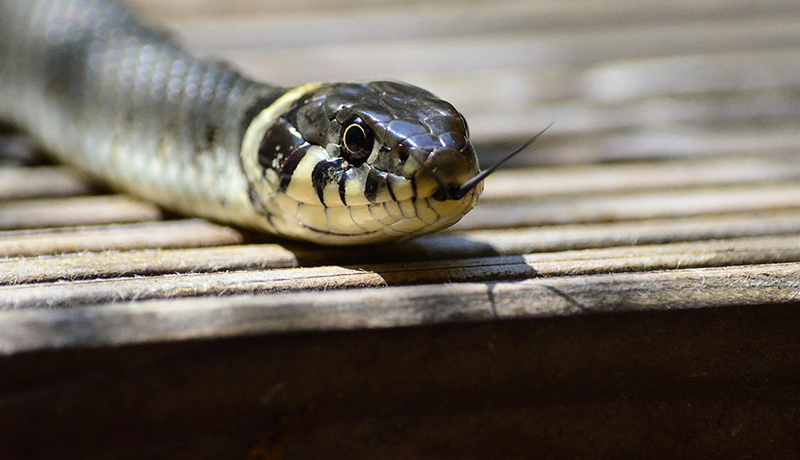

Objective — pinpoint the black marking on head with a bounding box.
[386,177,397,202]
[257,118,305,172]
[278,145,310,192]
[311,158,346,205]
[338,168,350,206]
[364,168,387,203]
[240,90,288,140]
[410,176,418,200]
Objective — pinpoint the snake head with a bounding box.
[241,81,483,245]
[295,81,481,201]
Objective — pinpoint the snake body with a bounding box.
[0,0,482,245]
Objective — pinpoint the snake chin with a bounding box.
[262,183,482,245]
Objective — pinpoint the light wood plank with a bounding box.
[481,154,800,201]
[478,124,800,167]
[457,182,800,230]
[223,18,800,85]
[0,195,161,230]
[0,220,243,258]
[301,210,800,264]
[0,167,91,200]
[3,235,800,309]
[164,2,800,51]
[0,245,299,284]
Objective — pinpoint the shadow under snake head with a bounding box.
[241,81,483,245]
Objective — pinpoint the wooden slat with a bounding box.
[457,182,800,230]
[481,154,800,200]
[5,209,800,281]
[478,123,800,167]
[411,49,800,109]
[2,262,798,353]
[164,1,800,50]
[297,210,800,265]
[0,195,161,230]
[3,235,800,309]
[0,167,91,200]
[468,91,800,141]
[0,244,299,284]
[223,18,800,84]
[0,220,242,258]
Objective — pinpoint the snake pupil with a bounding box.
[342,115,373,164]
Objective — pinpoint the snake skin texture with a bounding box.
[0,0,482,245]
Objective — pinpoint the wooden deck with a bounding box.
[3,0,800,458]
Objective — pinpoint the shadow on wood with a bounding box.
[2,303,799,460]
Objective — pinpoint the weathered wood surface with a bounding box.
[2,0,800,458]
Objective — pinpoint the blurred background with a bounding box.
[128,0,800,167]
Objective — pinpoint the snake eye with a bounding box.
[341,115,374,163]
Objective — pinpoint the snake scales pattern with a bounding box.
[0,0,483,245]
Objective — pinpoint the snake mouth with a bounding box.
[410,146,480,202]
[267,188,481,245]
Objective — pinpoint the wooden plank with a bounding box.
[295,210,800,264]
[133,0,800,26]
[3,235,800,309]
[411,49,800,109]
[478,124,800,167]
[0,244,299,284]
[223,18,800,84]
[0,167,92,200]
[1,262,798,353]
[1,302,799,460]
[467,91,800,142]
[0,220,242,258]
[6,210,800,283]
[0,195,161,230]
[481,154,800,200]
[457,182,800,230]
[164,1,800,51]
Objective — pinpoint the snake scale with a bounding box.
[0,0,534,245]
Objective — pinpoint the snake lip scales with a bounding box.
[0,0,541,245]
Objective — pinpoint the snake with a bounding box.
[0,0,539,245]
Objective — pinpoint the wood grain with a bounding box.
[2,262,799,353]
[0,195,162,230]
[0,220,242,258]
[0,167,92,200]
